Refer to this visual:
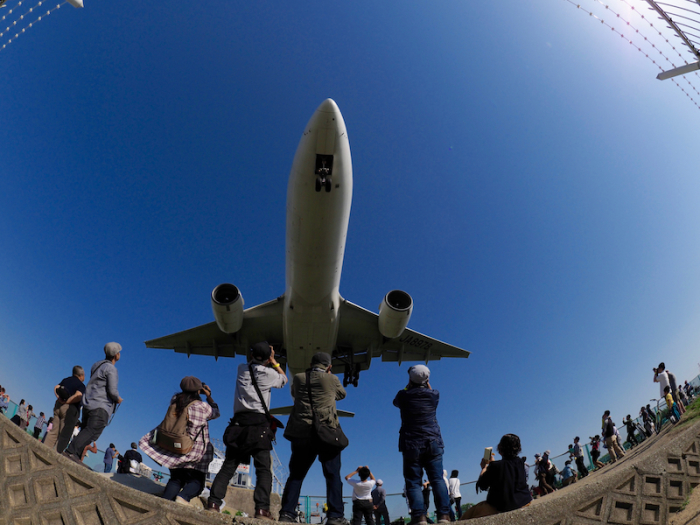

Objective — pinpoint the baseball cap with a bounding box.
[251,341,272,361]
[408,365,430,385]
[104,342,122,357]
[311,352,332,367]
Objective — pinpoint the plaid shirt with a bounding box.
[139,400,220,473]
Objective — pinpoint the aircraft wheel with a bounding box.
[325,177,332,192]
[315,177,322,192]
[343,374,350,387]
[352,377,358,387]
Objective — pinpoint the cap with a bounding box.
[251,341,272,361]
[534,453,541,458]
[377,479,383,486]
[545,450,551,455]
[131,442,138,449]
[104,342,122,357]
[408,364,430,385]
[180,376,203,393]
[311,352,332,367]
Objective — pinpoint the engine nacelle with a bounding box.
[378,290,413,339]
[211,283,244,334]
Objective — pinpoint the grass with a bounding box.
[678,397,700,428]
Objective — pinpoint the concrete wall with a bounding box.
[467,420,700,525]
[0,413,241,524]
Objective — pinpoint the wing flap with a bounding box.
[334,299,470,372]
[144,297,285,361]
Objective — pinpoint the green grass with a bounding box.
[678,397,700,428]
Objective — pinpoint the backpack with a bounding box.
[151,401,202,455]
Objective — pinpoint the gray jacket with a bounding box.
[283,368,346,441]
[82,360,120,414]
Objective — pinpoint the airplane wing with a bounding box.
[144,297,285,362]
[269,406,355,418]
[332,299,470,374]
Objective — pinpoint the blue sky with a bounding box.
[2,0,700,513]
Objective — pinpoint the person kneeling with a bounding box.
[461,434,532,520]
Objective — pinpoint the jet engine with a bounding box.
[378,290,413,339]
[211,283,244,334]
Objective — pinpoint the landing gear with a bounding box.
[343,364,360,387]
[315,175,332,193]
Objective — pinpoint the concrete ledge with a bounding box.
[3,411,699,524]
[462,419,700,525]
[0,413,233,524]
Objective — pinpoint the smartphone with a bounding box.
[483,447,493,461]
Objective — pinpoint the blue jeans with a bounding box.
[281,438,344,518]
[402,441,450,516]
[163,468,205,502]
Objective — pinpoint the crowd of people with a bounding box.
[1,343,697,525]
[525,361,696,499]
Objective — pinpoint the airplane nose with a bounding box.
[316,98,340,115]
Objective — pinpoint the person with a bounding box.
[572,437,588,477]
[422,481,432,517]
[589,436,604,469]
[10,399,26,426]
[602,411,625,463]
[664,386,681,423]
[640,407,654,436]
[23,404,35,431]
[279,352,348,525]
[448,470,462,519]
[82,441,97,461]
[33,412,46,439]
[104,443,118,473]
[461,434,531,520]
[345,466,376,525]
[534,454,554,495]
[666,369,686,415]
[560,461,577,487]
[623,415,640,447]
[140,376,220,504]
[0,387,9,413]
[393,365,451,525]
[123,442,143,474]
[207,342,288,517]
[45,366,86,452]
[42,417,54,444]
[372,479,391,525]
[63,344,123,463]
[653,364,670,401]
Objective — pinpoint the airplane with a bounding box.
[0,0,6,8]
[145,99,470,387]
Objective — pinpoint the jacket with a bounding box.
[283,368,346,441]
[393,385,443,452]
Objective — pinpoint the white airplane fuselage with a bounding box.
[284,99,352,372]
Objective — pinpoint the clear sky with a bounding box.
[2,0,700,512]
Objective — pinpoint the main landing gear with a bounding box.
[343,364,360,387]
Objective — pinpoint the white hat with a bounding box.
[104,342,122,357]
[409,365,430,385]
[377,479,383,485]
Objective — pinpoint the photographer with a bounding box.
[461,434,531,520]
[45,366,85,452]
[139,376,219,505]
[207,342,287,517]
[393,365,450,525]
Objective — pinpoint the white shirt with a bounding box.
[448,478,461,498]
[347,478,376,501]
[656,371,670,399]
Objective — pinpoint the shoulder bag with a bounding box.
[306,370,348,450]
